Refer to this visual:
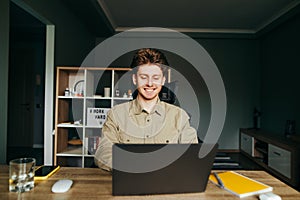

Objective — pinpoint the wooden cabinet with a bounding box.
[240,128,300,188]
[268,144,291,179]
[240,132,254,156]
[54,66,132,167]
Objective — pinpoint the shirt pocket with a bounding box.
[119,132,144,144]
[154,129,180,144]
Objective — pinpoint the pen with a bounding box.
[213,172,224,189]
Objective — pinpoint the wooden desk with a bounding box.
[0,165,299,199]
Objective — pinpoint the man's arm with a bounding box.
[178,110,198,144]
[94,109,119,171]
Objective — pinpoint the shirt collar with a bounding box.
[129,98,165,116]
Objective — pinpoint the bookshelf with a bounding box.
[54,66,132,167]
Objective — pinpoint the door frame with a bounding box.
[11,0,55,165]
[44,25,55,165]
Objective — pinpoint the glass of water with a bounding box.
[9,158,36,192]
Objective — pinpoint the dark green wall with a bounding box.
[165,39,261,149]
[260,13,300,135]
[20,0,95,65]
[199,39,260,148]
[0,0,9,164]
[97,37,261,149]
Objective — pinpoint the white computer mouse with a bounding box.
[259,192,281,200]
[51,179,73,193]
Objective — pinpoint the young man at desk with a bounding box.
[94,48,198,171]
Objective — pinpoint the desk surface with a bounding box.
[0,165,299,200]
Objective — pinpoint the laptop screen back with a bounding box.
[112,143,218,195]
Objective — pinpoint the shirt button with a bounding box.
[127,139,130,142]
[146,135,149,138]
[166,140,169,143]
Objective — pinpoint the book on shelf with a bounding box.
[209,171,273,198]
[84,136,100,155]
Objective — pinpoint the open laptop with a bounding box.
[112,143,218,195]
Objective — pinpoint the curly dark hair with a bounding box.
[130,48,169,76]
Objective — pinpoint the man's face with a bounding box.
[133,64,166,101]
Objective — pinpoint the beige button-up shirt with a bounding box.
[94,99,198,170]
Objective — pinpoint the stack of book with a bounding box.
[85,136,100,155]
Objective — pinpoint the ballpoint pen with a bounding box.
[213,172,225,189]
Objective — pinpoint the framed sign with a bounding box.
[87,108,110,127]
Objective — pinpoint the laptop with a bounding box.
[112,143,218,195]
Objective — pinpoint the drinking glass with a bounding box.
[9,158,36,193]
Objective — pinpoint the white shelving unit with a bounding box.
[54,66,132,167]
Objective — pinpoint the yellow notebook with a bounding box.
[209,171,273,198]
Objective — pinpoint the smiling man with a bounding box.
[94,48,198,171]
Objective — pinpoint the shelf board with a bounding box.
[86,96,112,100]
[57,124,83,128]
[58,96,133,100]
[85,125,103,128]
[253,157,268,167]
[83,154,95,158]
[85,96,133,100]
[57,147,82,156]
[255,147,268,155]
[58,96,84,99]
[113,97,133,100]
